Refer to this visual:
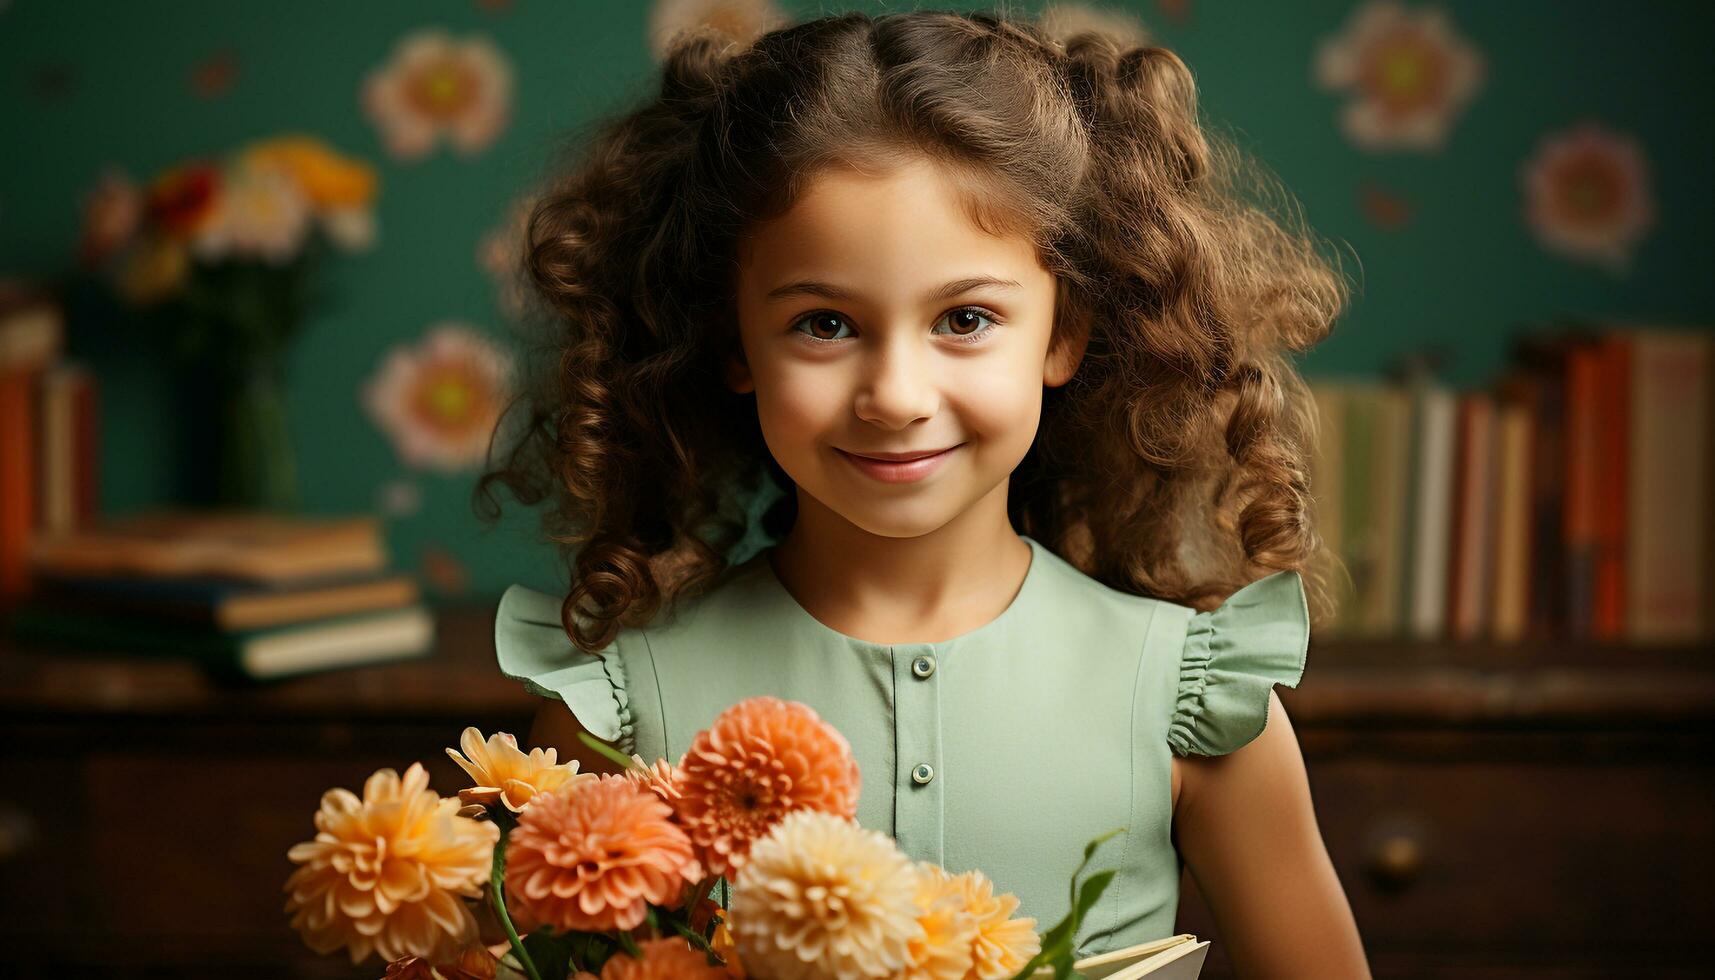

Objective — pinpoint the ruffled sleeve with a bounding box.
[1166,568,1310,758]
[494,584,637,756]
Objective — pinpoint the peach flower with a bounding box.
[675,696,861,876]
[283,763,499,965]
[594,937,733,979]
[383,945,498,979]
[363,29,513,160]
[953,869,1041,979]
[504,774,702,934]
[730,810,923,980]
[904,863,979,980]
[647,0,788,62]
[445,726,594,815]
[623,754,683,807]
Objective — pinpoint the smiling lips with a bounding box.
[837,445,961,483]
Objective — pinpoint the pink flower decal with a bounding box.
[363,322,513,472]
[362,29,513,160]
[1315,1,1484,152]
[1520,122,1654,274]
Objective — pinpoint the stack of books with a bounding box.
[8,510,434,682]
[1310,324,1714,644]
[0,282,98,608]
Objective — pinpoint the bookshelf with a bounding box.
[1,606,1710,977]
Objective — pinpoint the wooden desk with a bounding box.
[2,610,1711,978]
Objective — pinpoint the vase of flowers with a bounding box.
[79,134,379,511]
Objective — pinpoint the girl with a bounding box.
[478,8,1369,976]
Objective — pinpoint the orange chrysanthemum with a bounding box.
[445,726,594,814]
[383,944,498,979]
[905,863,979,980]
[624,754,683,806]
[283,763,499,965]
[675,696,861,876]
[504,774,702,934]
[953,869,1041,979]
[594,937,734,979]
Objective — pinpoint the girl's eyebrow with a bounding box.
[763,275,1023,304]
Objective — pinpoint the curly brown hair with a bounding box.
[474,8,1351,653]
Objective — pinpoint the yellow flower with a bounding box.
[283,762,499,965]
[904,863,978,980]
[244,134,378,209]
[116,234,187,305]
[730,810,923,980]
[445,726,594,813]
[950,869,1041,979]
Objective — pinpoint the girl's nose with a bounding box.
[853,334,940,431]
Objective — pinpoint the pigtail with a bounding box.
[1047,30,1347,617]
[475,31,755,652]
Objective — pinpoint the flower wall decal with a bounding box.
[363,322,513,472]
[477,194,535,318]
[647,0,788,62]
[1315,0,1484,152]
[1520,121,1655,274]
[362,29,513,160]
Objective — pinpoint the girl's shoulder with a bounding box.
[1164,567,1311,759]
[491,554,778,754]
[1030,544,1310,758]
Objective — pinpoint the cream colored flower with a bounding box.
[363,29,513,160]
[1315,0,1484,152]
[363,322,513,473]
[904,863,978,980]
[445,726,594,814]
[952,869,1041,979]
[730,810,923,980]
[193,159,312,264]
[283,762,499,965]
[647,0,789,62]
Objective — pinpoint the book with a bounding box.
[1626,329,1711,642]
[5,603,436,682]
[1032,934,1209,979]
[27,509,387,582]
[29,570,421,631]
[34,362,99,536]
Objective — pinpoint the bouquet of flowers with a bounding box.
[283,696,1122,979]
[78,134,379,509]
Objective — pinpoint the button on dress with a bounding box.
[494,534,1309,957]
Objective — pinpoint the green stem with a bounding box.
[489,826,543,980]
[578,730,646,773]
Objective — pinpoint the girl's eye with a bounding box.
[789,307,1001,345]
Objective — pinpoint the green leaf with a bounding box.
[1006,829,1126,980]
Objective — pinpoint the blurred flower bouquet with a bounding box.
[79,134,379,510]
[284,696,1122,979]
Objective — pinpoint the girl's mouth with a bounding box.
[835,445,961,484]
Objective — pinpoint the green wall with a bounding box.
[3,0,1711,600]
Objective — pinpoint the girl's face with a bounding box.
[729,156,1085,540]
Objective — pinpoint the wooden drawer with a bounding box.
[1177,754,1715,977]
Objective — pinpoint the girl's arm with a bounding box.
[527,699,630,777]
[1173,689,1372,979]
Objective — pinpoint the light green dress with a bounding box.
[494,534,1308,957]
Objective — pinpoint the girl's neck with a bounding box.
[767,482,1032,645]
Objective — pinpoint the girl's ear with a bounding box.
[726,350,755,394]
[1044,309,1091,388]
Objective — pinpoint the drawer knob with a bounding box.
[1367,832,1424,888]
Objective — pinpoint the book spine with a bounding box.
[1592,335,1631,640]
[0,366,37,605]
[1563,343,1601,641]
[1626,331,1711,643]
